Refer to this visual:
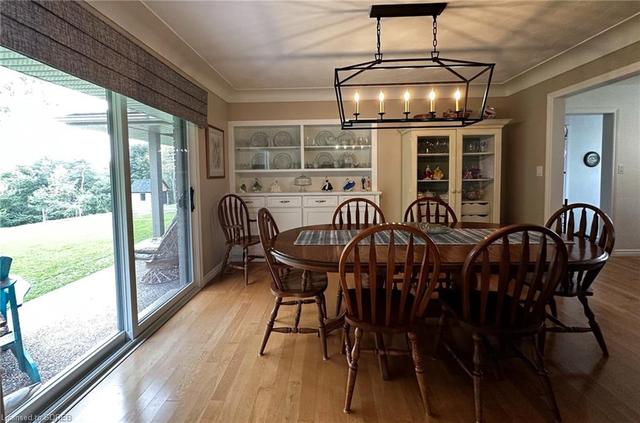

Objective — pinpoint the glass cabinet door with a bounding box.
[459,134,496,223]
[416,133,455,206]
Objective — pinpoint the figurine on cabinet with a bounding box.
[239,183,247,193]
[361,176,367,191]
[433,165,445,180]
[423,165,433,180]
[365,176,372,191]
[252,177,263,192]
[269,179,282,193]
[463,168,474,180]
[342,178,356,192]
[321,177,333,192]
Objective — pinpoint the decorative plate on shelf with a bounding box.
[337,131,355,145]
[249,132,269,147]
[272,152,293,169]
[251,152,267,169]
[314,152,334,168]
[273,131,294,146]
[314,130,334,146]
[340,152,358,168]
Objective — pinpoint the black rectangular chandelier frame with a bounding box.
[334,2,496,130]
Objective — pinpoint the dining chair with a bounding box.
[544,203,615,355]
[403,196,458,224]
[332,198,386,230]
[217,194,262,286]
[257,208,329,360]
[332,198,386,317]
[338,224,441,415]
[436,224,568,423]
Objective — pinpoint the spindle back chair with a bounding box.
[257,208,329,360]
[544,203,615,355]
[437,224,567,423]
[403,196,458,224]
[338,224,441,416]
[217,194,261,286]
[332,198,386,230]
[331,197,386,316]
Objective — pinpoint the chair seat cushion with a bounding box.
[278,270,328,296]
[439,288,540,333]
[345,288,417,330]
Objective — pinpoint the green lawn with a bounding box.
[1,210,176,301]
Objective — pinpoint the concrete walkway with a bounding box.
[1,263,184,396]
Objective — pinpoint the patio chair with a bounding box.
[0,256,41,384]
[134,219,180,284]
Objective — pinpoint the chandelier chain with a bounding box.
[431,16,439,58]
[375,17,383,62]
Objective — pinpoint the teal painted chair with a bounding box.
[0,256,41,383]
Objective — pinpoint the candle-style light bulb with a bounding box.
[428,89,436,113]
[354,91,360,114]
[378,91,385,113]
[403,90,411,113]
[454,89,462,111]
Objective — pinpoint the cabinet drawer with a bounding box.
[240,196,265,208]
[304,196,338,207]
[267,196,302,208]
[462,202,491,215]
[461,214,492,223]
[339,195,377,204]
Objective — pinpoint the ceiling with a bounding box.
[141,0,640,93]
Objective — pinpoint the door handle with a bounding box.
[190,187,195,212]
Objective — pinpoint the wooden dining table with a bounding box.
[271,222,609,274]
[271,222,609,380]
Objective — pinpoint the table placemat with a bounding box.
[294,228,547,246]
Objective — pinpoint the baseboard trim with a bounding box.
[202,262,223,286]
[612,249,640,257]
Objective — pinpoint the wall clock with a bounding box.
[583,151,600,167]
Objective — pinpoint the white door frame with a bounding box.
[544,61,640,220]
[564,107,619,220]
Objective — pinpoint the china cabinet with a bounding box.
[401,120,510,223]
[229,120,380,231]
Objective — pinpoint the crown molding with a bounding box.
[501,12,640,96]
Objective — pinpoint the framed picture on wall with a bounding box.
[206,125,225,178]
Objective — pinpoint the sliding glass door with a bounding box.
[0,47,195,418]
[126,100,193,323]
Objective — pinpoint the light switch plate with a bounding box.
[536,165,543,177]
[617,164,624,174]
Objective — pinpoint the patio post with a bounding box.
[148,125,165,237]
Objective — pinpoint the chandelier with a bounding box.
[334,3,495,130]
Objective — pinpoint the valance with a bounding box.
[0,0,207,126]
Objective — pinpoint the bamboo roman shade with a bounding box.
[0,0,208,126]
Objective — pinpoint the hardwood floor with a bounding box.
[67,257,640,422]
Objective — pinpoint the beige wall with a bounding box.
[503,41,640,224]
[228,98,510,222]
[199,93,229,277]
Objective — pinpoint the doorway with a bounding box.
[563,113,615,216]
